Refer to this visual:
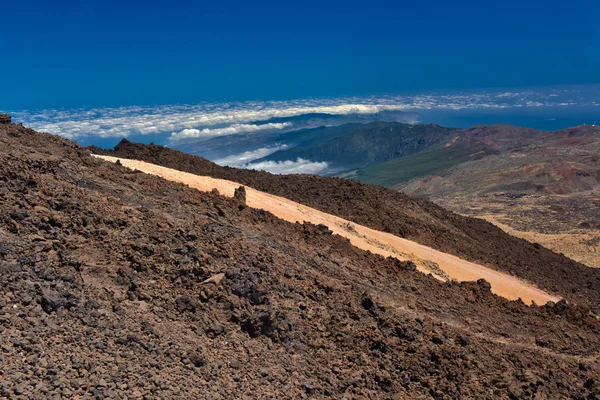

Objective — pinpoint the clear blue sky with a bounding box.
[2,0,599,110]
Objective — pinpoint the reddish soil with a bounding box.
[92,139,600,307]
[2,124,600,398]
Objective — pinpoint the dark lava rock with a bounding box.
[39,288,78,312]
[234,186,246,204]
[431,336,444,345]
[40,289,67,313]
[235,309,293,342]
[188,352,206,368]
[552,299,569,314]
[206,323,226,337]
[477,278,492,292]
[175,296,198,313]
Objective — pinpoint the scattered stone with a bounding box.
[477,278,492,292]
[552,299,569,314]
[189,352,206,368]
[234,186,246,204]
[431,336,444,345]
[40,289,66,313]
[206,323,226,337]
[455,335,469,346]
[202,273,225,285]
[175,296,198,313]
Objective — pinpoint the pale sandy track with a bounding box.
[94,155,560,305]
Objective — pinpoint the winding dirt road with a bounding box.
[94,154,560,305]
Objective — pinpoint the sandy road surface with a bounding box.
[94,155,560,305]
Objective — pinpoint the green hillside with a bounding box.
[352,140,496,187]
[256,122,457,169]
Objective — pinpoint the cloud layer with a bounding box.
[244,158,330,175]
[171,122,292,141]
[214,145,289,167]
[213,146,331,175]
[9,85,598,142]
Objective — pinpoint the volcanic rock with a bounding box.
[1,122,600,398]
[234,185,246,204]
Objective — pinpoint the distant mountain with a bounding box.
[169,110,418,161]
[353,124,600,267]
[259,110,419,126]
[393,124,600,195]
[254,122,457,170]
[256,121,600,267]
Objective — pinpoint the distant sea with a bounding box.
[417,106,599,131]
[9,84,599,150]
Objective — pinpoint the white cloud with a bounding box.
[244,158,330,175]
[214,144,289,166]
[10,85,599,141]
[171,122,292,141]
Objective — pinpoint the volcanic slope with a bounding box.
[3,123,600,398]
[92,139,600,306]
[94,154,557,305]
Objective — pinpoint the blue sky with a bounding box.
[2,0,599,110]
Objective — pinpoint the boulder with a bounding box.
[0,114,11,124]
[234,186,246,204]
[477,278,492,292]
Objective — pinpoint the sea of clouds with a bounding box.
[243,159,330,175]
[212,145,330,174]
[10,86,596,143]
[213,145,290,166]
[7,86,598,175]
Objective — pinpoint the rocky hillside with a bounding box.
[386,124,600,268]
[395,124,600,196]
[2,121,600,398]
[92,138,600,307]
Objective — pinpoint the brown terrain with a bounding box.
[92,137,600,307]
[396,124,600,268]
[94,154,558,305]
[3,121,600,399]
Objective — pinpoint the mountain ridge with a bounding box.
[91,135,600,306]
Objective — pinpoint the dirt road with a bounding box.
[94,154,560,305]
